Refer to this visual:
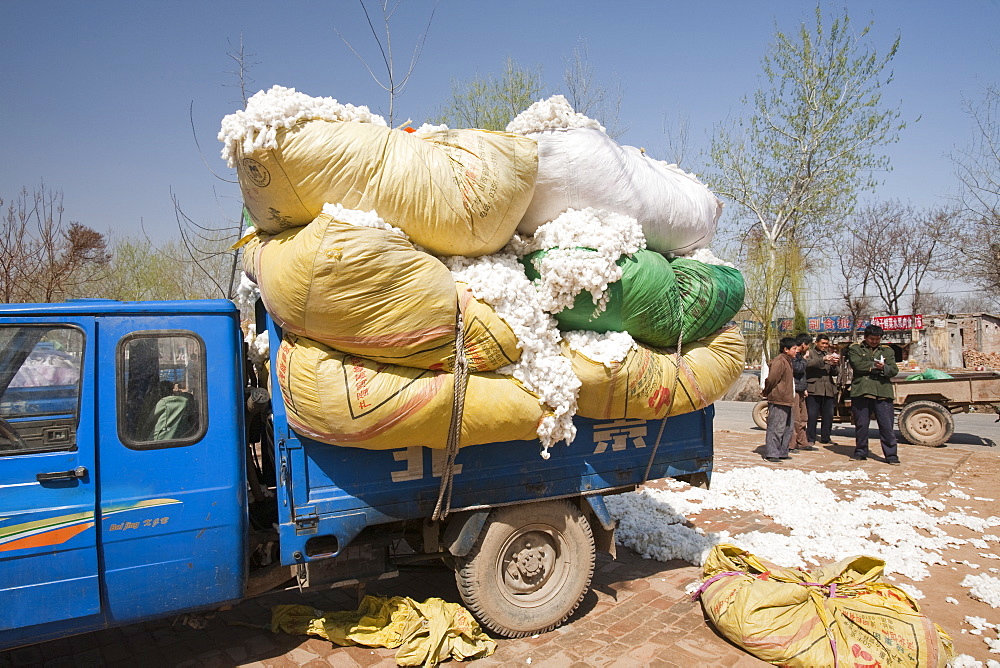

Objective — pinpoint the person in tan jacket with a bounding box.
[761,337,799,463]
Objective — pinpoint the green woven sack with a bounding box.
[521,248,683,347]
[907,368,952,381]
[669,258,746,342]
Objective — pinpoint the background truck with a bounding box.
[0,298,715,650]
[751,371,1000,447]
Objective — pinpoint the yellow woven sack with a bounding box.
[276,334,544,449]
[696,544,953,667]
[271,596,496,666]
[568,326,745,420]
[236,120,537,256]
[243,214,520,372]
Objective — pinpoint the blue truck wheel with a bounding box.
[455,499,595,637]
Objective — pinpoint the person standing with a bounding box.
[790,333,815,452]
[846,324,900,465]
[805,334,839,446]
[761,337,799,463]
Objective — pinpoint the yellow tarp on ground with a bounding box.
[236,120,537,256]
[696,544,954,667]
[244,214,520,372]
[276,333,545,450]
[271,595,496,667]
[567,326,746,420]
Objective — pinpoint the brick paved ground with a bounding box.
[3,423,998,667]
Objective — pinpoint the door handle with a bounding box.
[36,466,88,482]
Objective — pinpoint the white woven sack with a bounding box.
[518,128,723,255]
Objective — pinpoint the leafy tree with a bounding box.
[0,184,110,303]
[708,6,905,354]
[951,83,1000,297]
[432,57,546,131]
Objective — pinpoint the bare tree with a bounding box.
[0,184,110,303]
[951,83,1000,295]
[562,40,627,139]
[839,201,955,317]
[336,0,440,126]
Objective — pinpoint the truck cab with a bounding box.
[0,298,715,648]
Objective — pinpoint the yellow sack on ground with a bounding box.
[271,595,496,667]
[276,334,544,449]
[567,326,745,420]
[243,213,520,371]
[695,544,953,667]
[235,119,536,256]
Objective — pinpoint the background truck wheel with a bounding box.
[455,499,595,638]
[898,400,954,447]
[752,400,769,430]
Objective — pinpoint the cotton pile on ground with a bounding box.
[605,465,1000,663]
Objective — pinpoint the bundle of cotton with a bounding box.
[220,85,537,256]
[243,205,520,373]
[275,333,546,450]
[445,251,579,458]
[508,96,722,255]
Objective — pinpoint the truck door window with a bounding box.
[118,332,206,449]
[0,326,83,455]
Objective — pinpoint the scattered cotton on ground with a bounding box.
[607,467,976,579]
[219,85,386,166]
[444,252,579,457]
[964,574,1000,608]
[506,95,605,134]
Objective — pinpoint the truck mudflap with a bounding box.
[273,407,714,567]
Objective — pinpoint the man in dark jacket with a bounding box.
[791,333,815,452]
[805,334,839,446]
[846,324,900,465]
[761,337,799,463]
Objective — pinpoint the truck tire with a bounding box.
[455,499,595,638]
[898,401,954,447]
[752,400,769,430]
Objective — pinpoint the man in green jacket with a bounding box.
[846,324,900,465]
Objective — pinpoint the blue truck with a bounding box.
[0,298,714,649]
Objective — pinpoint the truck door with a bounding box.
[96,313,247,623]
[0,321,98,632]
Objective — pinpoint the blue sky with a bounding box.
[2,0,998,253]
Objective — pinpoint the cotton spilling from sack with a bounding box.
[243,207,519,372]
[565,326,746,420]
[219,85,388,166]
[508,96,722,255]
[275,333,545,450]
[680,247,735,268]
[512,208,646,316]
[233,272,260,313]
[562,330,636,367]
[505,94,606,134]
[220,86,538,255]
[696,545,954,667]
[445,252,579,457]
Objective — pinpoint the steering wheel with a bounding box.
[0,416,28,452]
